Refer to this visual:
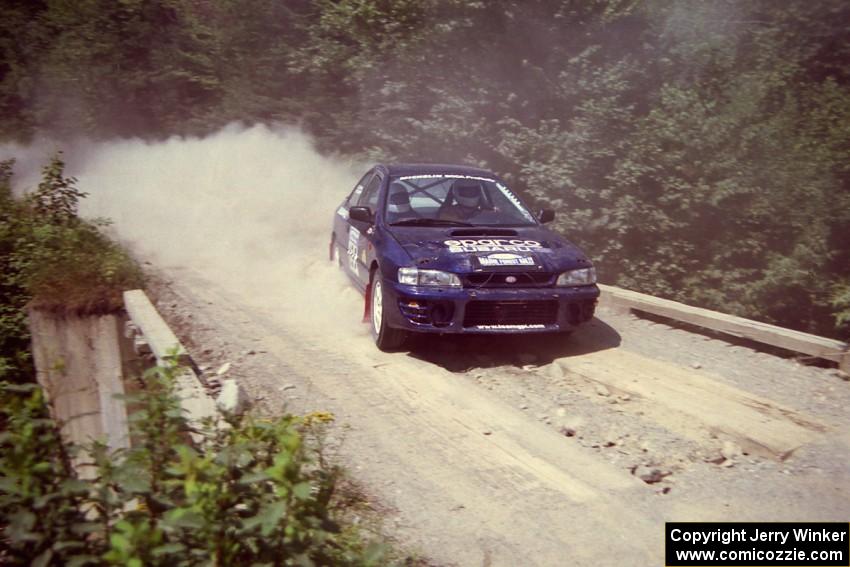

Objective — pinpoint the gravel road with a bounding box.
[147,259,850,567]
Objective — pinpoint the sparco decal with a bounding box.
[444,239,543,253]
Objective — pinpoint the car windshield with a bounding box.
[385,174,538,227]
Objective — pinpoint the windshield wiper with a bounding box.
[389,218,474,227]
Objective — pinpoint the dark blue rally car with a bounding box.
[330,164,599,350]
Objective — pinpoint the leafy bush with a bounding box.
[18,154,143,314]
[0,154,143,320]
[1,154,144,383]
[0,359,385,566]
[0,382,87,566]
[0,159,34,383]
[29,154,87,224]
[11,218,144,315]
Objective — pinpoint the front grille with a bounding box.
[464,272,554,288]
[463,300,558,327]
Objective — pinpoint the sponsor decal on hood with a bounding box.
[444,238,544,253]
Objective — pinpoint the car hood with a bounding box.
[387,226,592,273]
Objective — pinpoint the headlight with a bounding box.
[556,267,597,286]
[398,267,461,287]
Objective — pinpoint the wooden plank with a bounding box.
[598,284,849,369]
[557,347,826,460]
[122,289,217,432]
[123,289,188,364]
[174,369,218,440]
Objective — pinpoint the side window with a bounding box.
[358,174,383,212]
[346,172,372,207]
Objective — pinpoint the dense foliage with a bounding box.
[15,156,143,315]
[0,156,143,383]
[1,0,848,338]
[0,361,384,566]
[0,160,31,382]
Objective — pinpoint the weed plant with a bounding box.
[0,358,385,566]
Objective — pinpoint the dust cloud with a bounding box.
[1,123,370,337]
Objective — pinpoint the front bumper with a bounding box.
[383,279,599,334]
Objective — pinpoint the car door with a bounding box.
[335,171,373,281]
[350,172,383,287]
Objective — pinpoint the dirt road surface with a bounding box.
[148,261,850,567]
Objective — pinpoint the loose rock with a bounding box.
[560,426,576,437]
[632,465,671,484]
[704,451,726,465]
[216,378,250,415]
[595,384,610,397]
[216,362,232,376]
[720,440,743,461]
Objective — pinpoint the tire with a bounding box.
[369,272,406,351]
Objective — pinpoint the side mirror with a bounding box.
[538,209,555,224]
[349,206,373,224]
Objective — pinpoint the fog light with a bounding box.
[431,305,448,324]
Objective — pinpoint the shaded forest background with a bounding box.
[1,0,849,340]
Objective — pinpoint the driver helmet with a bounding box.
[453,180,483,208]
[387,182,413,214]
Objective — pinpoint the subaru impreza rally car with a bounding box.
[330,163,599,350]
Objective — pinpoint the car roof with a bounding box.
[380,163,498,178]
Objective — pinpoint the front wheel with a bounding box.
[370,274,406,351]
